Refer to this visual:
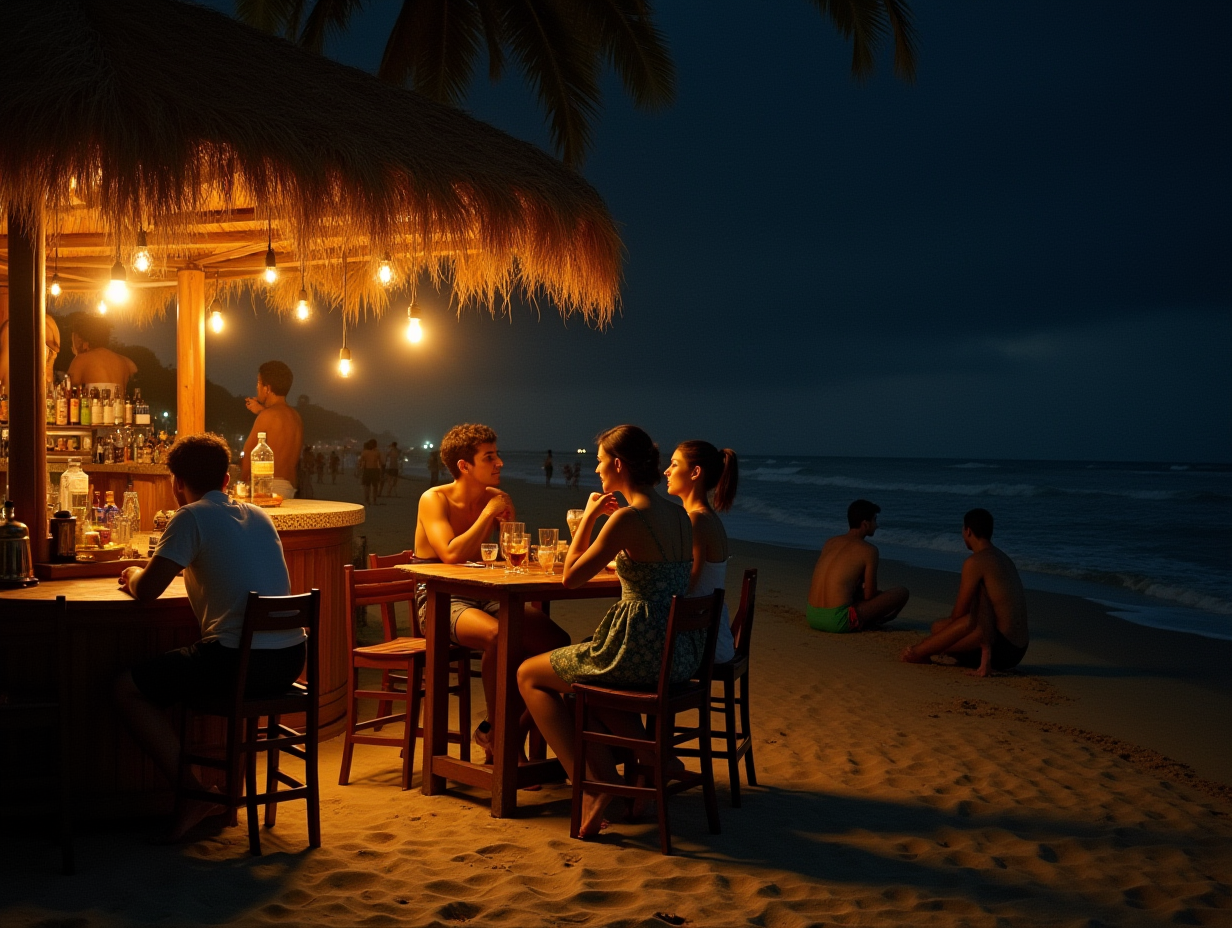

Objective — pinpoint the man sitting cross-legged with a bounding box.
[414,423,569,761]
[806,499,910,633]
[901,508,1029,675]
[113,433,306,841]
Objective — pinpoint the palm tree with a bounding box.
[236,1,916,167]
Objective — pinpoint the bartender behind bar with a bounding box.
[241,360,303,499]
[67,314,138,394]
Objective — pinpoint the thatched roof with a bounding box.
[0,0,621,322]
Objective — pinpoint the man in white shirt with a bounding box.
[113,433,305,840]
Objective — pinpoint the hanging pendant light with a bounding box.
[405,302,423,343]
[208,272,225,333]
[377,253,394,287]
[132,227,152,273]
[338,256,352,376]
[96,298,108,315]
[263,219,278,284]
[295,259,311,320]
[105,256,129,303]
[49,274,62,298]
[48,201,63,296]
[338,345,352,377]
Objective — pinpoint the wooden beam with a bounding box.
[6,206,48,562]
[176,269,206,437]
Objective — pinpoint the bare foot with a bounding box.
[900,645,930,664]
[474,724,494,765]
[579,790,614,837]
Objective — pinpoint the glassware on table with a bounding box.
[538,544,557,574]
[528,544,540,572]
[566,509,584,539]
[499,521,522,565]
[555,540,569,574]
[539,527,559,549]
[480,543,500,569]
[505,533,529,574]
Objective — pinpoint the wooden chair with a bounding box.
[176,590,321,856]
[338,566,472,790]
[676,569,758,806]
[0,595,73,874]
[366,549,417,725]
[569,592,725,855]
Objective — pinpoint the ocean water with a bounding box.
[492,453,1232,641]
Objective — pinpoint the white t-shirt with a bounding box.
[154,490,304,649]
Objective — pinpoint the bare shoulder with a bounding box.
[418,484,450,513]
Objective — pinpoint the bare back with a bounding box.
[67,347,137,393]
[968,545,1029,647]
[809,533,877,608]
[248,403,303,484]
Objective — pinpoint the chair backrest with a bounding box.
[0,595,68,711]
[344,565,421,649]
[234,590,320,718]
[658,591,724,701]
[366,550,418,635]
[729,569,758,658]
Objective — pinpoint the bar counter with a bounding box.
[0,498,364,819]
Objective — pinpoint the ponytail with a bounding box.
[676,441,739,512]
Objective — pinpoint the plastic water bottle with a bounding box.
[251,432,275,499]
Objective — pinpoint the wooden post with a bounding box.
[176,267,205,436]
[6,206,48,561]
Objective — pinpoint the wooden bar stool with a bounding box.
[677,569,758,806]
[176,590,321,856]
[338,566,472,790]
[569,592,724,855]
[0,595,73,874]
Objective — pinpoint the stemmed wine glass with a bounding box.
[480,543,499,569]
[565,509,584,539]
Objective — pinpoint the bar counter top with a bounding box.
[263,498,366,532]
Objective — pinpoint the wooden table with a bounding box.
[401,563,621,818]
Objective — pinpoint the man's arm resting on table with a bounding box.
[419,490,511,564]
[119,556,182,604]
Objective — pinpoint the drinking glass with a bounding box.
[538,545,557,574]
[566,509,584,538]
[528,544,539,572]
[539,527,559,549]
[480,543,499,569]
[506,533,529,574]
[555,540,569,574]
[499,521,524,571]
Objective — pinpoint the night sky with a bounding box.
[120,0,1231,461]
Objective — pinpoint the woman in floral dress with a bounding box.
[517,425,696,836]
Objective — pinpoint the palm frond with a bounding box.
[378,0,483,104]
[502,0,601,167]
[475,0,506,82]
[582,0,675,109]
[808,0,917,83]
[299,0,366,55]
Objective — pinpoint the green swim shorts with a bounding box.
[806,603,859,633]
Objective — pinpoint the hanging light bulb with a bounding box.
[405,302,423,343]
[210,307,225,333]
[377,254,394,287]
[295,288,311,321]
[48,274,62,297]
[96,298,108,315]
[105,259,129,303]
[132,228,152,273]
[338,346,352,378]
[263,247,278,284]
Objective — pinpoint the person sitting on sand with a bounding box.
[113,434,305,841]
[518,425,698,837]
[415,423,569,760]
[901,508,1029,675]
[807,499,909,633]
[664,440,740,664]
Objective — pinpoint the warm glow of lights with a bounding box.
[263,247,278,284]
[96,299,108,315]
[132,230,151,273]
[295,289,311,321]
[378,255,394,286]
[105,260,129,303]
[49,275,62,297]
[209,309,225,334]
[338,347,352,378]
[406,316,422,343]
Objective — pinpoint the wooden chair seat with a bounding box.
[570,592,724,855]
[354,637,428,658]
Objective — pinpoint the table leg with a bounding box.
[421,585,450,796]
[491,593,523,817]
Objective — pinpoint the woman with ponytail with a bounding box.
[664,441,739,663]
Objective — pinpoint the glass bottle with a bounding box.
[103,490,120,528]
[90,388,102,426]
[0,381,8,424]
[251,431,275,498]
[134,389,150,426]
[69,386,81,424]
[59,458,90,523]
[45,382,55,425]
[124,392,133,425]
[55,383,68,425]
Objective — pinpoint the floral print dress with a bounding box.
[550,509,699,690]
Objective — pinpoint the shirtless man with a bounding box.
[241,361,304,499]
[66,314,136,393]
[806,499,910,632]
[901,508,1029,676]
[414,423,569,759]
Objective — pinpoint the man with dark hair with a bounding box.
[902,509,1029,675]
[414,423,568,759]
[806,499,910,633]
[113,433,305,839]
[66,314,137,394]
[241,360,303,499]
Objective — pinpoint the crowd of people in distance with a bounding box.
[109,367,1031,842]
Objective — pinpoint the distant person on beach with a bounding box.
[359,439,383,505]
[113,434,305,841]
[428,449,442,486]
[415,423,568,759]
[544,450,554,486]
[807,499,909,633]
[901,508,1029,675]
[240,360,303,500]
[315,451,325,483]
[297,446,316,500]
[329,450,340,484]
[384,442,401,497]
[665,440,740,664]
[66,314,137,394]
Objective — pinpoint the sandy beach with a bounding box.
[2,471,1229,927]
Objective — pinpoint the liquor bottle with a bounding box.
[80,386,92,426]
[251,431,275,498]
[0,381,8,424]
[112,390,123,426]
[93,490,104,525]
[135,389,150,426]
[90,388,102,427]
[69,386,80,424]
[103,490,121,528]
[101,387,114,425]
[46,382,56,425]
[124,392,133,425]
